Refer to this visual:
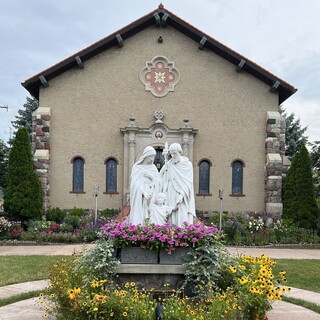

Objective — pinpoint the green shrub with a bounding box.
[59,223,74,233]
[99,208,118,218]
[27,220,55,232]
[3,128,43,221]
[68,207,87,217]
[73,239,119,281]
[283,145,320,230]
[46,207,66,223]
[63,215,80,229]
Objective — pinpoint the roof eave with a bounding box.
[22,7,297,104]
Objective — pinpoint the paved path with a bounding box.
[0,245,320,319]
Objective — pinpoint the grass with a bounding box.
[1,256,319,312]
[274,259,320,293]
[0,290,41,308]
[0,255,71,286]
[283,296,320,314]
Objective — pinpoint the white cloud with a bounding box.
[0,0,319,145]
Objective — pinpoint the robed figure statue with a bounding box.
[160,143,195,226]
[129,146,160,225]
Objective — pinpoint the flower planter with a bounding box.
[159,247,189,265]
[120,247,159,264]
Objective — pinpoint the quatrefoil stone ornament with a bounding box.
[140,56,180,97]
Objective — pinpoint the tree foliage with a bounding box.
[310,140,320,198]
[0,139,9,190]
[11,96,38,136]
[283,145,319,230]
[279,105,308,159]
[3,128,42,221]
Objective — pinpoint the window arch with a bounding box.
[198,159,211,195]
[72,156,85,192]
[231,160,244,195]
[105,158,118,193]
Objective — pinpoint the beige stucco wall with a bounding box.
[38,25,279,212]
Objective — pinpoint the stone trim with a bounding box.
[32,107,51,211]
[265,111,287,215]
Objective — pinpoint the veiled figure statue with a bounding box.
[160,143,196,226]
[129,146,160,225]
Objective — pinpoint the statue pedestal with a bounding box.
[115,263,186,291]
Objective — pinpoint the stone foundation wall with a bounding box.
[32,107,51,211]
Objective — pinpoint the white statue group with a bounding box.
[129,143,196,227]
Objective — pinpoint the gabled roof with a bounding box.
[22,4,297,104]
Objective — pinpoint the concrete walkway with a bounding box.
[0,245,319,319]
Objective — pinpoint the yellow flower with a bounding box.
[130,282,136,287]
[93,307,98,312]
[110,312,114,317]
[123,311,128,317]
[229,265,237,273]
[74,287,81,294]
[90,280,100,288]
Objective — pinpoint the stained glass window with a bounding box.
[72,157,84,192]
[199,160,210,194]
[232,161,243,194]
[106,158,117,192]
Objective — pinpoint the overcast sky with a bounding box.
[0,0,319,145]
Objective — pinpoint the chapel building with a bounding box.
[22,5,296,216]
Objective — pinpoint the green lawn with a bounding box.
[274,259,320,293]
[1,256,319,293]
[0,256,71,286]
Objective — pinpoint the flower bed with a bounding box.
[100,221,220,253]
[40,249,289,320]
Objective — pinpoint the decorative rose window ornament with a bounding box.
[140,56,180,97]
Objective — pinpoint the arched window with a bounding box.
[198,160,211,194]
[232,160,244,195]
[72,157,84,192]
[106,158,117,193]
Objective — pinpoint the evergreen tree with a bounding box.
[283,145,319,230]
[279,105,308,159]
[3,128,42,221]
[11,96,38,139]
[310,140,320,198]
[0,139,9,190]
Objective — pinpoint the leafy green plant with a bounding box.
[63,215,80,229]
[73,239,120,281]
[99,208,118,218]
[46,207,66,223]
[68,207,87,217]
[182,241,230,297]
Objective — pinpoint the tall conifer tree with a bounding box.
[283,145,319,230]
[3,128,42,221]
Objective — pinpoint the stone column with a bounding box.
[120,118,138,204]
[265,111,286,217]
[32,107,51,212]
